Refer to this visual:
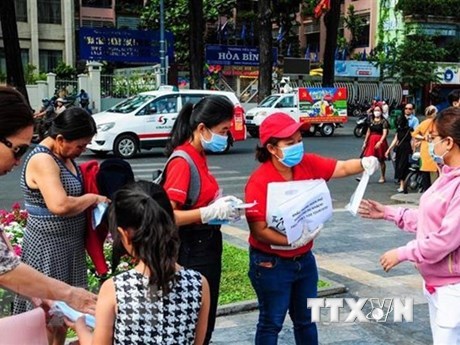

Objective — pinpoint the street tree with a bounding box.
[0,0,29,104]
[141,0,235,89]
[257,0,273,101]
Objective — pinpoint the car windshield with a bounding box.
[259,95,280,107]
[106,95,155,114]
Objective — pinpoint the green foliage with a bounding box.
[53,61,77,79]
[219,242,255,305]
[395,0,460,20]
[395,35,446,88]
[0,71,6,83]
[111,73,158,98]
[343,5,364,51]
[140,0,236,66]
[444,38,460,62]
[24,64,47,85]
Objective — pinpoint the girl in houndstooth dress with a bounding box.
[69,182,210,345]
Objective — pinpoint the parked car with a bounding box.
[87,89,246,158]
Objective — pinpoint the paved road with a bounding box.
[0,121,399,210]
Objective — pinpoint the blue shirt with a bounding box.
[407,114,419,130]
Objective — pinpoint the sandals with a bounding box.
[378,178,386,183]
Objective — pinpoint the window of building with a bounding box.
[0,49,30,75]
[355,14,370,47]
[82,0,113,8]
[15,0,28,22]
[304,21,320,56]
[38,0,61,24]
[39,50,62,73]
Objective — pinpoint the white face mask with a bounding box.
[374,111,382,117]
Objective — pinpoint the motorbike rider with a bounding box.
[33,98,56,141]
[77,89,91,114]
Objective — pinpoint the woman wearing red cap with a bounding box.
[245,112,379,345]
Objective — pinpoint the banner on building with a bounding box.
[334,61,380,78]
[79,27,174,63]
[205,45,278,66]
[436,64,460,84]
[298,87,348,123]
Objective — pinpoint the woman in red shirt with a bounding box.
[162,95,242,344]
[245,113,379,345]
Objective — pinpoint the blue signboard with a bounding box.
[79,27,174,63]
[206,45,278,66]
[334,61,380,78]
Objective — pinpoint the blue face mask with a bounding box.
[277,142,304,167]
[201,129,228,152]
[428,138,448,165]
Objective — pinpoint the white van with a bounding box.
[87,89,246,158]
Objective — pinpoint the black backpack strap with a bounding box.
[155,150,201,208]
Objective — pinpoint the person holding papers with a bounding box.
[244,112,380,345]
[359,107,460,345]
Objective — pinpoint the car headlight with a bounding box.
[255,111,267,117]
[97,122,115,131]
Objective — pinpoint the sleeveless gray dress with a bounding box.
[13,145,87,314]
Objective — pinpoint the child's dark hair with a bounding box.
[109,184,179,294]
[255,137,281,162]
[48,107,97,141]
[165,95,233,156]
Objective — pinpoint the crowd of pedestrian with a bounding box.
[1,84,460,345]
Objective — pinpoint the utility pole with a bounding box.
[159,0,167,85]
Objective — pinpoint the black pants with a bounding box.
[178,226,222,345]
[421,171,432,192]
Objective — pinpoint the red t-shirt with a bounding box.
[163,142,219,210]
[245,154,337,258]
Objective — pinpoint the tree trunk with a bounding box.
[322,0,341,87]
[257,0,272,102]
[189,0,204,89]
[0,0,29,105]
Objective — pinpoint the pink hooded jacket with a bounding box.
[384,165,460,287]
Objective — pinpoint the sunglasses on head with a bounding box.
[0,137,29,159]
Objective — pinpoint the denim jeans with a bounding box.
[248,248,318,345]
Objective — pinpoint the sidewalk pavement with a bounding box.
[214,192,430,345]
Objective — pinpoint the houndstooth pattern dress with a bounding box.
[113,268,202,345]
[13,145,87,314]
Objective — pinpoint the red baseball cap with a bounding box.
[259,112,305,145]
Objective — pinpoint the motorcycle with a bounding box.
[403,152,424,193]
[353,113,369,138]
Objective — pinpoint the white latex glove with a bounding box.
[361,156,380,176]
[200,196,243,224]
[270,224,323,250]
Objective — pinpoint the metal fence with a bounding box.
[101,74,157,98]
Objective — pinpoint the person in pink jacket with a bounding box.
[359,106,460,344]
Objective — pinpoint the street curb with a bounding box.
[216,278,346,317]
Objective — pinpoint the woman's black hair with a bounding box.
[109,182,179,294]
[435,106,460,147]
[0,86,34,138]
[165,95,233,156]
[48,107,97,141]
[255,137,282,163]
[396,114,409,131]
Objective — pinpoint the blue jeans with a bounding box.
[248,248,318,345]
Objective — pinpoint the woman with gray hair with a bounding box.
[412,105,439,191]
